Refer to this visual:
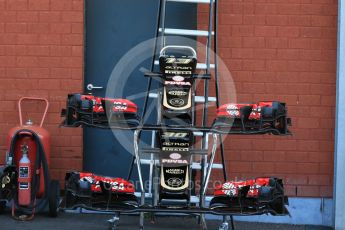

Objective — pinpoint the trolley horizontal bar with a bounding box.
[63,121,290,136]
[62,205,284,217]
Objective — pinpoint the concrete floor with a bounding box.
[0,211,333,230]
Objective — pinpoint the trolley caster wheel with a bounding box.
[219,222,229,230]
[200,220,207,230]
[108,215,120,230]
[48,180,60,217]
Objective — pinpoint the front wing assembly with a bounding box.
[64,171,138,210]
[210,177,289,215]
[213,102,291,135]
[63,172,289,216]
[60,95,291,135]
[61,94,140,128]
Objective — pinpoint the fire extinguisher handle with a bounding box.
[18,97,49,127]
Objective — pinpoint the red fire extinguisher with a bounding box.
[18,144,31,206]
[6,97,60,220]
[7,97,50,199]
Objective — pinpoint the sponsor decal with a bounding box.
[172,76,185,82]
[222,182,237,196]
[162,159,188,164]
[165,66,192,70]
[165,70,192,75]
[165,168,185,174]
[86,97,104,112]
[80,177,125,191]
[177,58,192,64]
[165,81,191,86]
[113,101,128,111]
[80,176,93,184]
[160,167,189,191]
[165,58,176,64]
[168,90,188,96]
[169,153,182,160]
[226,104,240,117]
[165,58,192,64]
[221,182,261,197]
[169,98,185,106]
[95,181,125,190]
[162,142,189,147]
[162,147,189,152]
[249,105,261,120]
[167,177,183,187]
[162,132,188,138]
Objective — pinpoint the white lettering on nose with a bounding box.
[165,81,191,86]
[162,159,188,164]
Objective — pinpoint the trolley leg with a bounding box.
[150,212,155,224]
[133,130,146,229]
[200,214,207,230]
[140,191,145,229]
[198,193,207,230]
[230,215,235,230]
[151,165,159,224]
[140,212,144,230]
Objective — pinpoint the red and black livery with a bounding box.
[59,45,292,230]
[213,101,291,135]
[61,93,140,127]
[159,52,196,122]
[210,177,288,215]
[64,171,138,210]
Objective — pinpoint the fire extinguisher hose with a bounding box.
[9,129,52,219]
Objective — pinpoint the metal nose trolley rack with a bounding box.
[60,0,291,230]
[128,0,229,228]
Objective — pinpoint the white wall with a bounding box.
[334,1,345,229]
